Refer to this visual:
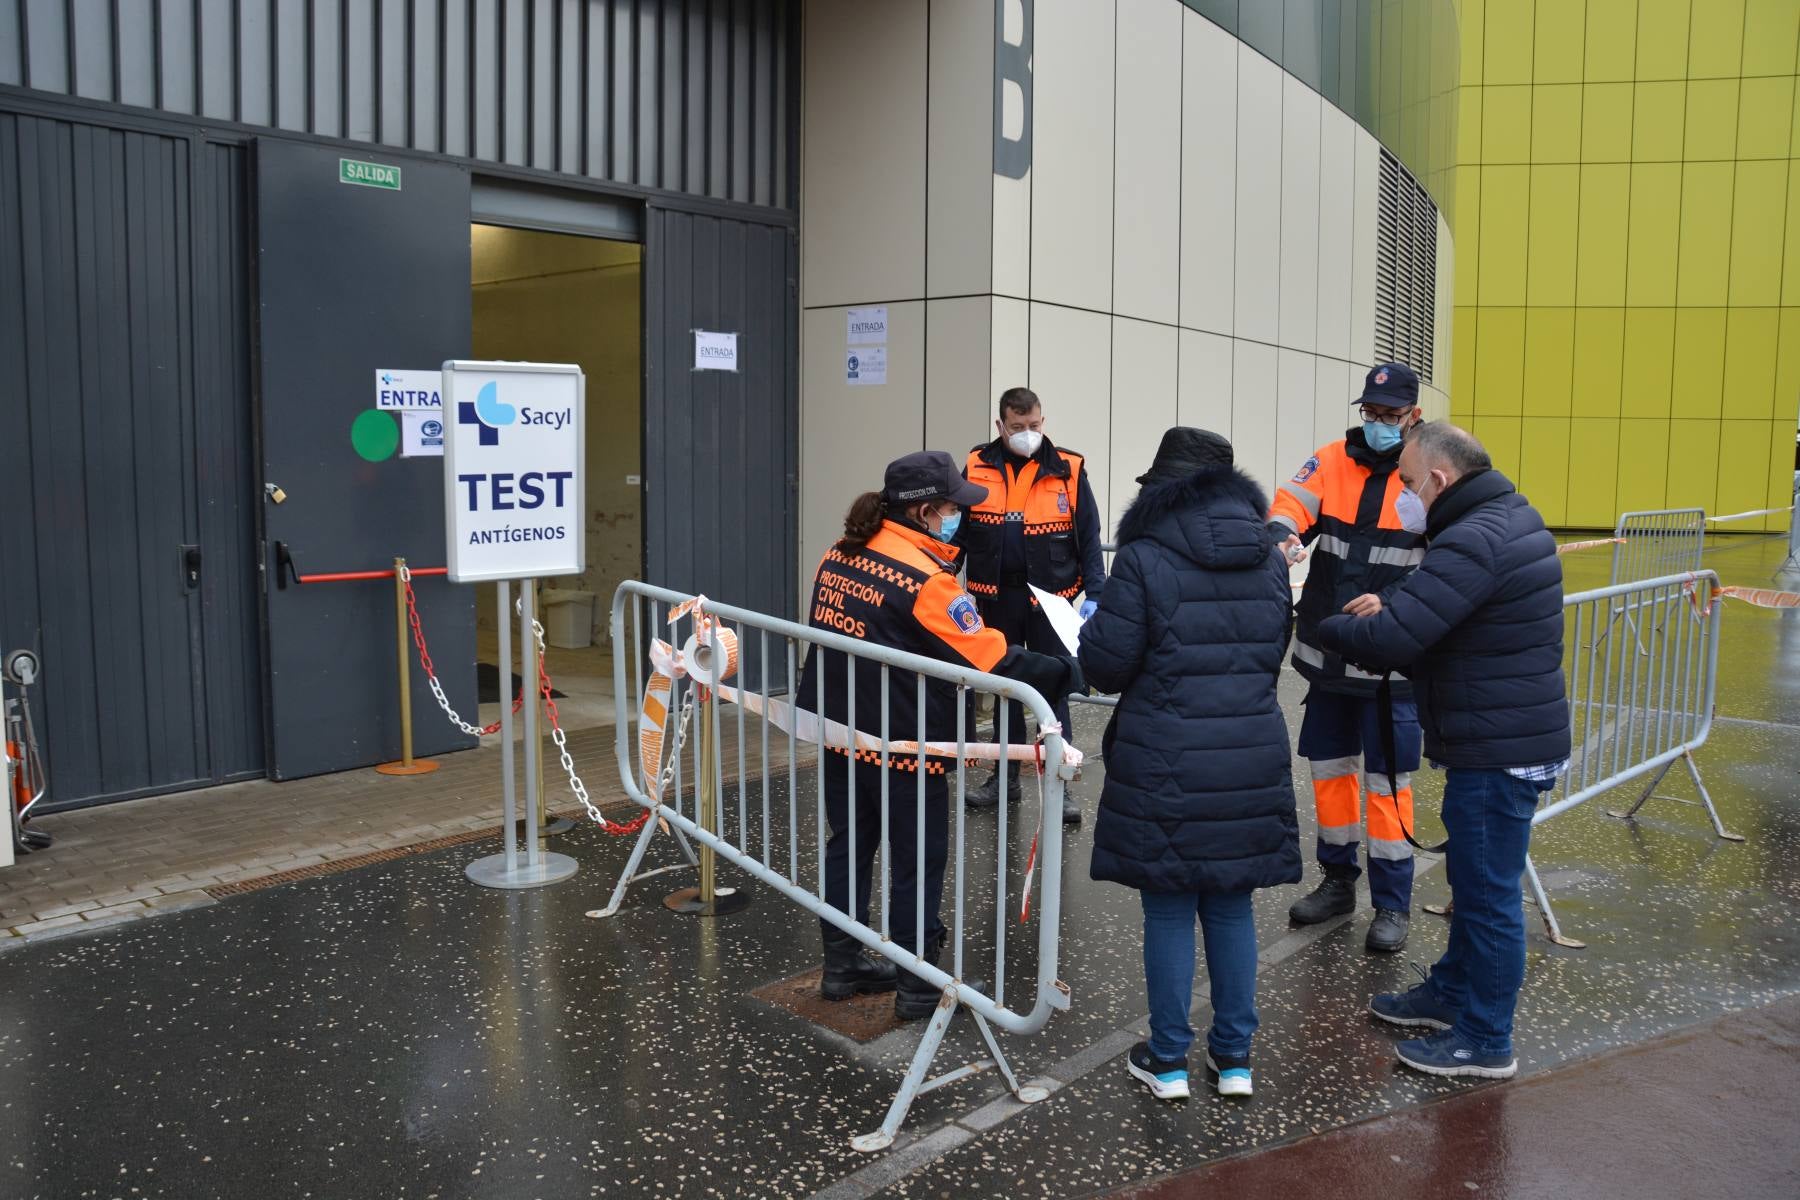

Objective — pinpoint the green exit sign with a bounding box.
[338,157,402,190]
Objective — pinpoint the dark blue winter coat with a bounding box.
[1316,469,1571,769]
[1079,468,1302,895]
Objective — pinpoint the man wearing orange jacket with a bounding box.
[1269,363,1427,952]
[961,387,1106,824]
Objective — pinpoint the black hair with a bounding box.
[998,387,1041,420]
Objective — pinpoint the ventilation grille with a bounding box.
[1375,149,1439,383]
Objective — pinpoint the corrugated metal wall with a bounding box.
[644,205,797,677]
[0,0,797,209]
[0,112,264,810]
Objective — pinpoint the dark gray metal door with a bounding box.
[643,206,798,688]
[255,139,475,780]
[0,110,264,810]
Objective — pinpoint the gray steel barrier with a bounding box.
[594,581,1073,1151]
[1610,508,1706,586]
[1523,569,1739,948]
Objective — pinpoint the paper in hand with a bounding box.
[1028,585,1083,656]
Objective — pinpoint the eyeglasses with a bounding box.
[1358,404,1410,427]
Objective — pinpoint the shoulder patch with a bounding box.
[1292,455,1321,484]
[947,593,984,634]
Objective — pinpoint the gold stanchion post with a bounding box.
[664,635,749,916]
[377,556,438,776]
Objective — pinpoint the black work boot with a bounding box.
[1288,869,1359,924]
[965,765,1021,810]
[819,925,898,1001]
[1061,789,1083,826]
[893,933,987,1021]
[1365,908,1410,952]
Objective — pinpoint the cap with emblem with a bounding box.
[1354,362,1419,410]
[882,450,989,507]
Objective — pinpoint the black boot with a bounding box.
[819,925,898,1001]
[894,933,987,1021]
[1365,908,1410,952]
[965,765,1020,810]
[1289,869,1358,924]
[1061,789,1083,826]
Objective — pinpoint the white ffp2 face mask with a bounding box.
[1396,486,1426,534]
[1006,429,1044,458]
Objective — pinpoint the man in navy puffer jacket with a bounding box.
[1080,427,1299,1102]
[1317,422,1570,1082]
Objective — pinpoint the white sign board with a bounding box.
[400,411,445,457]
[846,345,886,386]
[693,330,739,372]
[442,360,586,583]
[375,368,444,410]
[846,306,888,345]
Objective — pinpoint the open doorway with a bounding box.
[469,223,642,734]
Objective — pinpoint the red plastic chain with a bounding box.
[404,576,523,734]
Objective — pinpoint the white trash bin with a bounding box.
[540,588,596,649]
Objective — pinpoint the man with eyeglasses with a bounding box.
[1268,362,1427,952]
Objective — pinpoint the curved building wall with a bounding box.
[799,0,1460,590]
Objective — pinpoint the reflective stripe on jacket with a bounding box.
[961,439,1103,602]
[797,520,1006,772]
[1269,429,1426,697]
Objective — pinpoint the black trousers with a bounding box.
[821,756,948,957]
[978,589,1073,775]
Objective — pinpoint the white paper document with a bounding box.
[1029,585,1083,655]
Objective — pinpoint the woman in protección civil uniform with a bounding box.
[798,450,1084,1020]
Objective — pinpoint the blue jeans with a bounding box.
[1426,768,1546,1056]
[1140,889,1259,1062]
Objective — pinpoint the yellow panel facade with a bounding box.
[1453,0,1796,529]
[1572,309,1626,417]
[1584,0,1639,82]
[1523,308,1576,415]
[1742,0,1800,78]
[1473,308,1526,414]
[1527,166,1579,304]
[1581,83,1634,161]
[1669,308,1727,417]
[1722,309,1779,420]
[1676,162,1734,307]
[1635,0,1693,81]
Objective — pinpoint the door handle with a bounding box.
[181,545,202,592]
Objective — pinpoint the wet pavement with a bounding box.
[0,534,1794,1198]
[1108,993,1800,1199]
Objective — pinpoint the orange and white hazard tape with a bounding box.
[634,597,1083,801]
[1557,537,1627,555]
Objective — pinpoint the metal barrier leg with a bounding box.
[970,1009,1049,1105]
[852,991,960,1153]
[1607,751,1744,842]
[1523,853,1587,949]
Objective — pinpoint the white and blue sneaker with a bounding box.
[1205,1051,1253,1097]
[1126,1041,1190,1101]
[1395,1029,1518,1079]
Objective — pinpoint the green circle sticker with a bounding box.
[351,410,400,462]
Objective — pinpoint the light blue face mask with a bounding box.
[1363,420,1404,454]
[936,510,963,542]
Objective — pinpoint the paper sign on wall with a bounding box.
[846,307,888,345]
[375,368,443,410]
[400,411,446,457]
[694,330,739,372]
[847,346,887,386]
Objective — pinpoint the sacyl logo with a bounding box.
[460,381,516,446]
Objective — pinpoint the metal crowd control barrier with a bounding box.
[1610,508,1705,586]
[595,581,1073,1151]
[1524,569,1740,948]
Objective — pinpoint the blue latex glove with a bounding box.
[1079,599,1098,621]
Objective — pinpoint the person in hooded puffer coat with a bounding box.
[1079,427,1300,1102]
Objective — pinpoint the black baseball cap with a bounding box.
[1354,362,1420,409]
[882,450,989,507]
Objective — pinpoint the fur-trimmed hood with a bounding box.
[1114,465,1274,571]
